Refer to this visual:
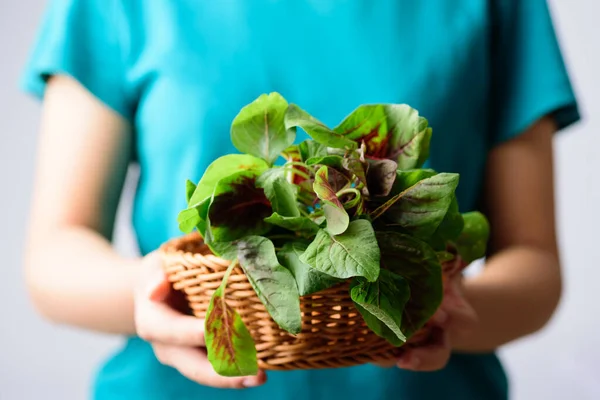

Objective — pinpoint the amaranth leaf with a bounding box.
[237,236,302,334]
[350,269,410,346]
[278,241,342,296]
[205,262,258,377]
[300,219,380,282]
[231,92,296,165]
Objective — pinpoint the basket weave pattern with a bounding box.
[160,233,431,371]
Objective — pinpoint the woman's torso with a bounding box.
[97,1,505,399]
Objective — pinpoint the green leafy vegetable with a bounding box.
[278,241,342,296]
[429,196,464,250]
[185,179,197,204]
[342,157,368,188]
[376,232,443,337]
[313,166,350,236]
[208,171,272,243]
[366,159,398,196]
[333,104,432,169]
[300,220,380,282]
[177,207,200,234]
[264,213,320,237]
[378,172,460,240]
[306,155,344,169]
[205,261,258,377]
[231,93,295,165]
[455,211,490,263]
[350,269,411,345]
[298,140,328,161]
[176,92,492,375]
[237,236,302,334]
[257,174,299,217]
[203,215,239,261]
[188,154,269,208]
[177,197,211,234]
[285,104,357,150]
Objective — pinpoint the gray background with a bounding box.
[1,1,598,399]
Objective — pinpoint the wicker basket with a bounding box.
[159,232,433,371]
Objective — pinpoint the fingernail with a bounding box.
[243,378,261,388]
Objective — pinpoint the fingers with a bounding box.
[396,327,451,372]
[440,275,478,337]
[134,251,206,347]
[153,343,267,389]
[429,307,449,328]
[134,253,266,389]
[135,299,206,346]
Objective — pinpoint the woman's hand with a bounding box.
[133,252,267,389]
[384,257,478,372]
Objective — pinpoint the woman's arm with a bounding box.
[24,75,138,334]
[23,75,265,388]
[394,116,563,371]
[453,116,563,352]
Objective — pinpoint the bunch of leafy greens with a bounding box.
[177,93,490,377]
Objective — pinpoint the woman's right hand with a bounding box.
[133,252,267,389]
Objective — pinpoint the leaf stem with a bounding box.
[286,161,310,169]
[281,165,312,180]
[219,260,238,292]
[336,188,361,199]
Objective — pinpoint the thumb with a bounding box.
[138,251,171,302]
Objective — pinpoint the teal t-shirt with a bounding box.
[21,1,579,399]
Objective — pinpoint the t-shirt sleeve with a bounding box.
[489,0,580,146]
[20,0,134,121]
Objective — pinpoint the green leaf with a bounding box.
[380,172,460,240]
[177,207,201,234]
[313,166,349,236]
[205,263,258,377]
[391,168,437,191]
[429,196,464,251]
[257,173,299,217]
[350,269,410,345]
[281,144,302,163]
[333,104,431,169]
[455,211,490,263]
[203,216,239,261]
[185,180,197,204]
[342,157,368,187]
[376,232,443,337]
[285,104,357,150]
[208,170,272,243]
[237,236,302,334]
[177,197,211,234]
[298,140,328,162]
[264,213,320,237]
[306,155,344,169]
[188,154,269,208]
[278,241,342,296]
[369,169,438,221]
[366,159,398,196]
[230,93,296,165]
[300,220,380,282]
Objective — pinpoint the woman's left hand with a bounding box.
[396,267,478,371]
[378,257,478,372]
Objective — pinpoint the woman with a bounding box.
[21,0,579,399]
